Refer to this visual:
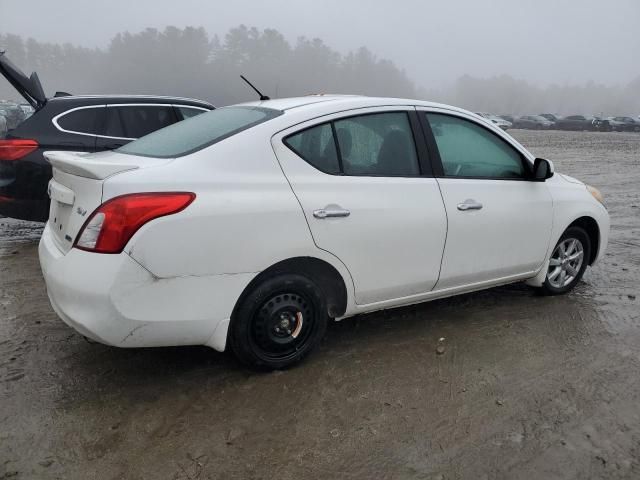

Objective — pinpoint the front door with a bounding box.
[420,110,553,290]
[272,107,448,305]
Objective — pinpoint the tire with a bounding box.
[229,273,328,370]
[539,226,591,295]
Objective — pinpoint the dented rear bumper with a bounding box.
[39,224,254,351]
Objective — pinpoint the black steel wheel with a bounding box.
[229,273,328,370]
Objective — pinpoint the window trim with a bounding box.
[52,103,210,141]
[283,109,430,178]
[419,110,534,181]
[175,105,210,121]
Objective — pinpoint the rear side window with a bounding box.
[334,113,419,176]
[118,106,282,158]
[284,123,340,174]
[284,111,420,177]
[102,107,126,138]
[104,105,176,139]
[57,108,100,135]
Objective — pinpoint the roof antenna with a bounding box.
[240,75,270,101]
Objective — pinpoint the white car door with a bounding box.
[419,109,553,290]
[272,107,447,305]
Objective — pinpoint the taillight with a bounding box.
[74,192,195,254]
[0,139,39,161]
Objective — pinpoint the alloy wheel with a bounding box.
[547,237,584,288]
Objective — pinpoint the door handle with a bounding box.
[313,205,350,219]
[457,199,483,211]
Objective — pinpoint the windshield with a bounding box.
[118,106,283,158]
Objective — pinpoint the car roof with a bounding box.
[234,94,473,117]
[47,94,214,108]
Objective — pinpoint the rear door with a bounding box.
[419,109,553,289]
[272,107,448,305]
[95,104,177,150]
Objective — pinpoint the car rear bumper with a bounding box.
[39,224,254,351]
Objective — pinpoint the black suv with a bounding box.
[0,53,214,221]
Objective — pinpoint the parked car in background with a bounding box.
[39,95,609,369]
[539,114,562,123]
[19,103,34,118]
[554,115,611,132]
[0,52,214,221]
[0,109,7,137]
[513,115,554,130]
[608,116,640,132]
[591,116,612,131]
[476,112,512,130]
[0,102,26,129]
[499,114,515,123]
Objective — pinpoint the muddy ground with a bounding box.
[1,130,639,479]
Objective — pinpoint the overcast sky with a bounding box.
[2,0,639,88]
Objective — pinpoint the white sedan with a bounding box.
[39,96,609,369]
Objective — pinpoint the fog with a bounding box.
[1,0,639,114]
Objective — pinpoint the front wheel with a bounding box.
[229,273,328,370]
[539,226,591,295]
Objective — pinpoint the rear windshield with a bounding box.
[117,106,282,158]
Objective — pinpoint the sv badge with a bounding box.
[76,206,87,217]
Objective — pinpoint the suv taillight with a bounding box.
[0,139,39,161]
[75,192,196,254]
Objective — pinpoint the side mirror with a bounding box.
[533,158,554,181]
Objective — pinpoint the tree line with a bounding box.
[0,26,417,106]
[1,26,639,116]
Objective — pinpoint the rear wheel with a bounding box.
[539,226,591,295]
[229,273,328,370]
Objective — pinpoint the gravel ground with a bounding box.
[1,130,639,479]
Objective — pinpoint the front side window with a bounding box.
[426,113,526,179]
[56,107,100,135]
[284,111,420,177]
[119,106,282,158]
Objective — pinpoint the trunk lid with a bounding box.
[43,150,168,254]
[0,52,47,109]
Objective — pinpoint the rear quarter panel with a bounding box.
[102,124,356,305]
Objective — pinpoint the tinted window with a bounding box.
[426,113,525,179]
[118,106,282,158]
[102,107,126,138]
[334,112,419,176]
[178,106,208,120]
[57,107,100,135]
[284,123,339,174]
[111,105,175,139]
